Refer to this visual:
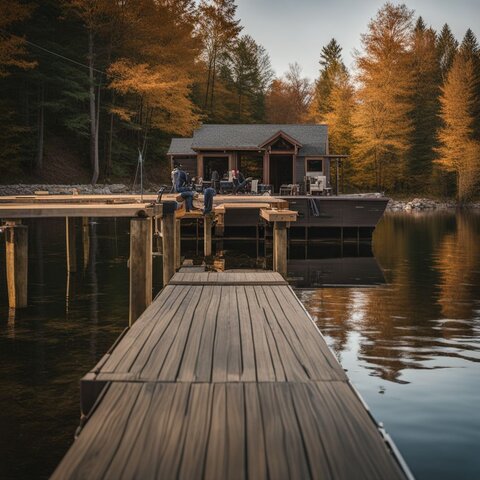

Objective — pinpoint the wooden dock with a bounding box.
[52,271,411,480]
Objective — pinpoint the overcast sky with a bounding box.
[235,0,480,80]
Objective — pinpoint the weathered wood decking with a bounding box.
[52,272,410,480]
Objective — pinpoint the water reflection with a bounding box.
[298,211,480,384]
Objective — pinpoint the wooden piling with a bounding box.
[129,217,152,325]
[5,222,28,308]
[175,218,181,270]
[273,221,287,277]
[204,214,212,257]
[161,201,176,285]
[66,217,77,273]
[82,217,90,270]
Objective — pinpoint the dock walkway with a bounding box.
[52,271,409,479]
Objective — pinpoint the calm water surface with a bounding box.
[0,212,479,479]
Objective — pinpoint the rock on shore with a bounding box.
[386,197,480,211]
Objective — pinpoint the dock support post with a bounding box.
[204,214,212,257]
[273,221,287,277]
[5,221,28,309]
[175,218,181,270]
[129,217,152,325]
[66,217,77,273]
[161,201,176,285]
[82,217,90,270]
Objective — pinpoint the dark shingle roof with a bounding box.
[167,138,195,155]
[189,124,327,156]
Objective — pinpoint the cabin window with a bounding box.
[238,152,263,181]
[306,158,324,173]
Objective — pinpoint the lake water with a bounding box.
[0,212,479,479]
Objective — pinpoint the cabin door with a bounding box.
[269,155,293,193]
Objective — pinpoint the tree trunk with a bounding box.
[89,29,99,185]
[36,82,45,171]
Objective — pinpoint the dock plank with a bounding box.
[54,271,410,480]
[53,382,406,480]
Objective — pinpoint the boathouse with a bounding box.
[168,124,334,193]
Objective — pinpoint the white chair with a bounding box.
[251,179,259,194]
[309,175,326,194]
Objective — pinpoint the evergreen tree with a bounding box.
[409,17,442,190]
[437,24,458,80]
[437,53,480,201]
[459,29,480,138]
[354,3,414,191]
[309,38,346,122]
[220,35,273,123]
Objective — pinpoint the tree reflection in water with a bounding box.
[298,211,480,384]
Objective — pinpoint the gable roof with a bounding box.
[258,130,303,148]
[168,124,328,156]
[167,138,195,155]
[190,124,328,156]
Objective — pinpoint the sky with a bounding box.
[235,0,480,79]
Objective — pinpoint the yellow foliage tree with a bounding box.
[437,54,480,201]
[108,60,200,136]
[354,3,414,191]
[0,0,35,76]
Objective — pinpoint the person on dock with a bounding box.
[232,170,252,194]
[173,163,198,212]
[202,187,216,214]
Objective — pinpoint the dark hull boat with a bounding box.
[217,195,389,240]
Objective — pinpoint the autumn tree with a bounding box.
[0,0,35,76]
[437,52,480,201]
[197,0,242,119]
[354,3,414,191]
[266,63,311,123]
[409,17,441,189]
[437,24,458,80]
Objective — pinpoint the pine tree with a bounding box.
[437,24,458,80]
[220,35,273,123]
[459,29,480,138]
[409,17,441,190]
[437,53,480,201]
[354,3,414,191]
[309,38,346,122]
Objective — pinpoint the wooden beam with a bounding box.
[129,217,152,325]
[66,217,77,273]
[0,203,157,218]
[5,222,28,308]
[161,201,176,285]
[260,209,297,223]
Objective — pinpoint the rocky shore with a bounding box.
[386,197,480,211]
[0,184,132,196]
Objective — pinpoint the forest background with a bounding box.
[0,0,479,200]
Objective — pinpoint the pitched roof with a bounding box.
[168,124,328,156]
[167,138,195,155]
